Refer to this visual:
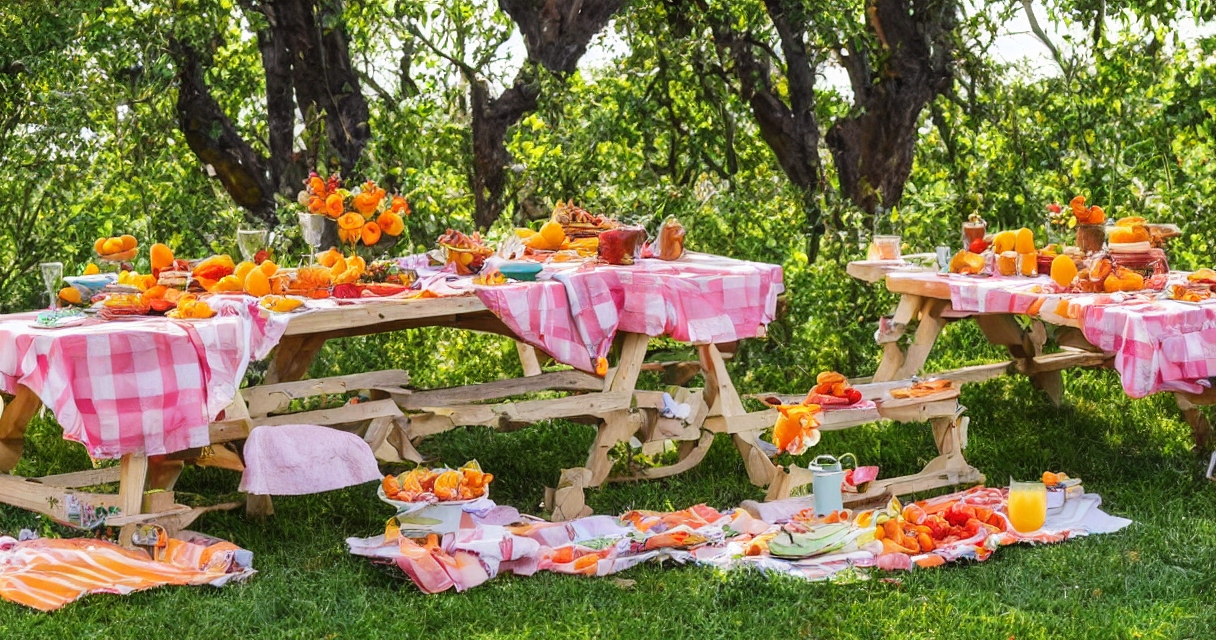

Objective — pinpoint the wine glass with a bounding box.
[298,212,327,266]
[237,228,269,262]
[40,262,63,310]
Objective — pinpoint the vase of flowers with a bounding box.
[298,171,409,259]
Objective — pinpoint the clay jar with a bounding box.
[1076,223,1106,255]
[598,226,647,265]
[657,217,686,261]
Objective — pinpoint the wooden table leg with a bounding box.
[584,334,650,487]
[516,342,543,377]
[0,386,42,473]
[976,315,1064,405]
[874,294,922,381]
[698,343,777,487]
[1175,393,1213,451]
[117,453,150,519]
[264,335,328,385]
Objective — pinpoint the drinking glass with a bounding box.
[298,212,327,266]
[1007,480,1047,533]
[873,235,902,261]
[40,262,63,310]
[237,228,269,262]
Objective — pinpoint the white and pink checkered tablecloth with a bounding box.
[475,253,785,373]
[888,270,1216,398]
[0,297,287,459]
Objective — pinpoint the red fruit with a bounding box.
[254,249,270,264]
[969,237,989,253]
[1047,203,1062,214]
[843,388,863,405]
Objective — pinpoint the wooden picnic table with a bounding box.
[847,260,1214,450]
[0,267,996,541]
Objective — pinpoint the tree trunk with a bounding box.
[171,40,277,226]
[708,0,826,260]
[826,0,956,217]
[466,0,626,230]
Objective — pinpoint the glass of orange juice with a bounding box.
[1007,480,1047,533]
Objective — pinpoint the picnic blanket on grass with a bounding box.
[347,485,1130,593]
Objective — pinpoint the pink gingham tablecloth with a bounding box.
[0,297,287,459]
[885,270,1216,398]
[475,253,784,372]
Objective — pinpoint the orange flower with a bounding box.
[308,196,325,213]
[771,404,822,455]
[361,221,382,246]
[308,176,326,197]
[377,211,405,236]
[338,226,361,245]
[325,193,344,218]
[353,191,379,215]
[338,212,365,230]
[390,196,409,215]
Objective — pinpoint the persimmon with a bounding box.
[59,287,82,305]
[1050,254,1078,288]
[377,211,405,236]
[325,193,344,218]
[991,230,1016,254]
[361,221,382,246]
[150,243,175,272]
[244,268,271,297]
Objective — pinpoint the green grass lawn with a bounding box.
[2,365,1215,638]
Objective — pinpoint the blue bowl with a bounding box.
[64,274,118,298]
[498,261,543,282]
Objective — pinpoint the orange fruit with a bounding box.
[102,238,124,255]
[234,261,256,284]
[1050,254,1078,288]
[259,260,277,276]
[1088,205,1106,224]
[83,263,100,275]
[119,235,138,251]
[991,230,1016,254]
[214,275,244,292]
[1014,228,1036,254]
[1018,253,1038,276]
[93,238,108,254]
[361,221,382,246]
[150,243,175,272]
[59,287,82,305]
[377,211,405,236]
[317,248,342,268]
[244,268,271,297]
[539,220,565,250]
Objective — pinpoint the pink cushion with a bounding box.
[239,424,381,495]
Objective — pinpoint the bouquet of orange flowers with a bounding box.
[298,171,409,252]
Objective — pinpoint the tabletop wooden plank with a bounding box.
[281,295,489,336]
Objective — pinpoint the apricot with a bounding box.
[234,261,256,283]
[1050,254,1078,288]
[59,287,82,305]
[93,238,108,254]
[119,235,138,251]
[101,238,124,255]
[150,243,175,272]
[259,260,277,276]
[949,250,986,275]
[991,231,1016,254]
[244,268,271,297]
[377,211,405,236]
[1014,228,1036,254]
[1110,226,1150,244]
[83,263,100,275]
[361,221,382,246]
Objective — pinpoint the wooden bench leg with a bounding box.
[977,315,1064,405]
[1176,393,1213,451]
